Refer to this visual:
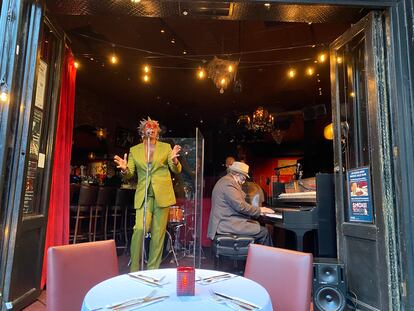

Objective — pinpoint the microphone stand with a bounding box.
[141,135,151,271]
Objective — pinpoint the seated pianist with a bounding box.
[207,161,275,246]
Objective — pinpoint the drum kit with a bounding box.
[144,203,195,266]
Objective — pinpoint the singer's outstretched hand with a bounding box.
[114,153,128,172]
[171,145,181,165]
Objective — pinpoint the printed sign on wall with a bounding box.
[347,167,374,223]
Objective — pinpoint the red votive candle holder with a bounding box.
[176,266,195,296]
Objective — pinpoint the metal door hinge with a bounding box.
[393,146,399,158]
[7,9,14,21]
[401,281,407,297]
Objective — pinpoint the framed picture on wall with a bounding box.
[115,127,136,149]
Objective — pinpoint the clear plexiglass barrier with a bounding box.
[162,128,204,268]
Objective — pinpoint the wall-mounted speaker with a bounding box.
[313,259,346,311]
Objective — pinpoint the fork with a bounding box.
[209,296,240,311]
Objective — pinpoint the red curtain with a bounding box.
[41,48,77,288]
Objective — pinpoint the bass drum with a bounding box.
[143,231,172,263]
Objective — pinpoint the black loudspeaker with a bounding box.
[313,259,346,311]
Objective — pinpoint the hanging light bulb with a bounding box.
[88,152,96,160]
[288,69,296,78]
[306,67,314,76]
[324,123,334,140]
[131,0,141,3]
[0,91,8,103]
[197,68,205,79]
[318,53,327,63]
[143,74,150,83]
[110,54,118,64]
[336,57,343,64]
[220,77,226,85]
[143,64,150,73]
[74,61,79,69]
[228,65,233,73]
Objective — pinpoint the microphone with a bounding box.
[144,128,153,137]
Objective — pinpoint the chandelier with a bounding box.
[237,106,274,132]
[206,57,238,93]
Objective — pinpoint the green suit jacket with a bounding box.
[124,141,182,209]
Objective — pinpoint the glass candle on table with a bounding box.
[176,266,195,296]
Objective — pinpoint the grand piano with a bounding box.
[261,173,337,258]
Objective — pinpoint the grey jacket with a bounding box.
[207,175,261,240]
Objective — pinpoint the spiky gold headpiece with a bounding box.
[138,117,160,137]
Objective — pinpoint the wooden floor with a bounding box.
[23,246,243,310]
[22,291,46,311]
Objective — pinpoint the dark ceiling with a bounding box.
[46,1,367,140]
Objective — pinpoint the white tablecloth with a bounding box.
[81,268,273,311]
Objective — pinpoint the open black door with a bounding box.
[331,11,399,310]
[0,1,64,309]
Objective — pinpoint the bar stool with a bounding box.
[212,234,255,271]
[70,185,99,244]
[95,187,117,241]
[70,184,80,206]
[105,189,131,248]
[122,189,135,251]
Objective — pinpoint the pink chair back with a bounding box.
[244,244,313,311]
[47,240,118,311]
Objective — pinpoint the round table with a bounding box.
[81,268,273,311]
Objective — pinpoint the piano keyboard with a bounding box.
[278,191,316,199]
[263,212,283,219]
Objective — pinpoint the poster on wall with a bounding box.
[347,167,374,223]
[34,59,48,109]
[23,159,38,214]
[29,108,43,157]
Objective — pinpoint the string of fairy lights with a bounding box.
[73,32,333,94]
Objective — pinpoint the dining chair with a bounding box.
[244,244,313,311]
[47,240,119,311]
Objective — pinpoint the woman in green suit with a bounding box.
[114,118,182,271]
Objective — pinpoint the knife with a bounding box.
[128,273,163,286]
[112,295,169,311]
[213,291,259,310]
[198,273,231,282]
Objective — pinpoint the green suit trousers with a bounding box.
[129,195,169,272]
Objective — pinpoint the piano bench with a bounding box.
[212,235,255,270]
